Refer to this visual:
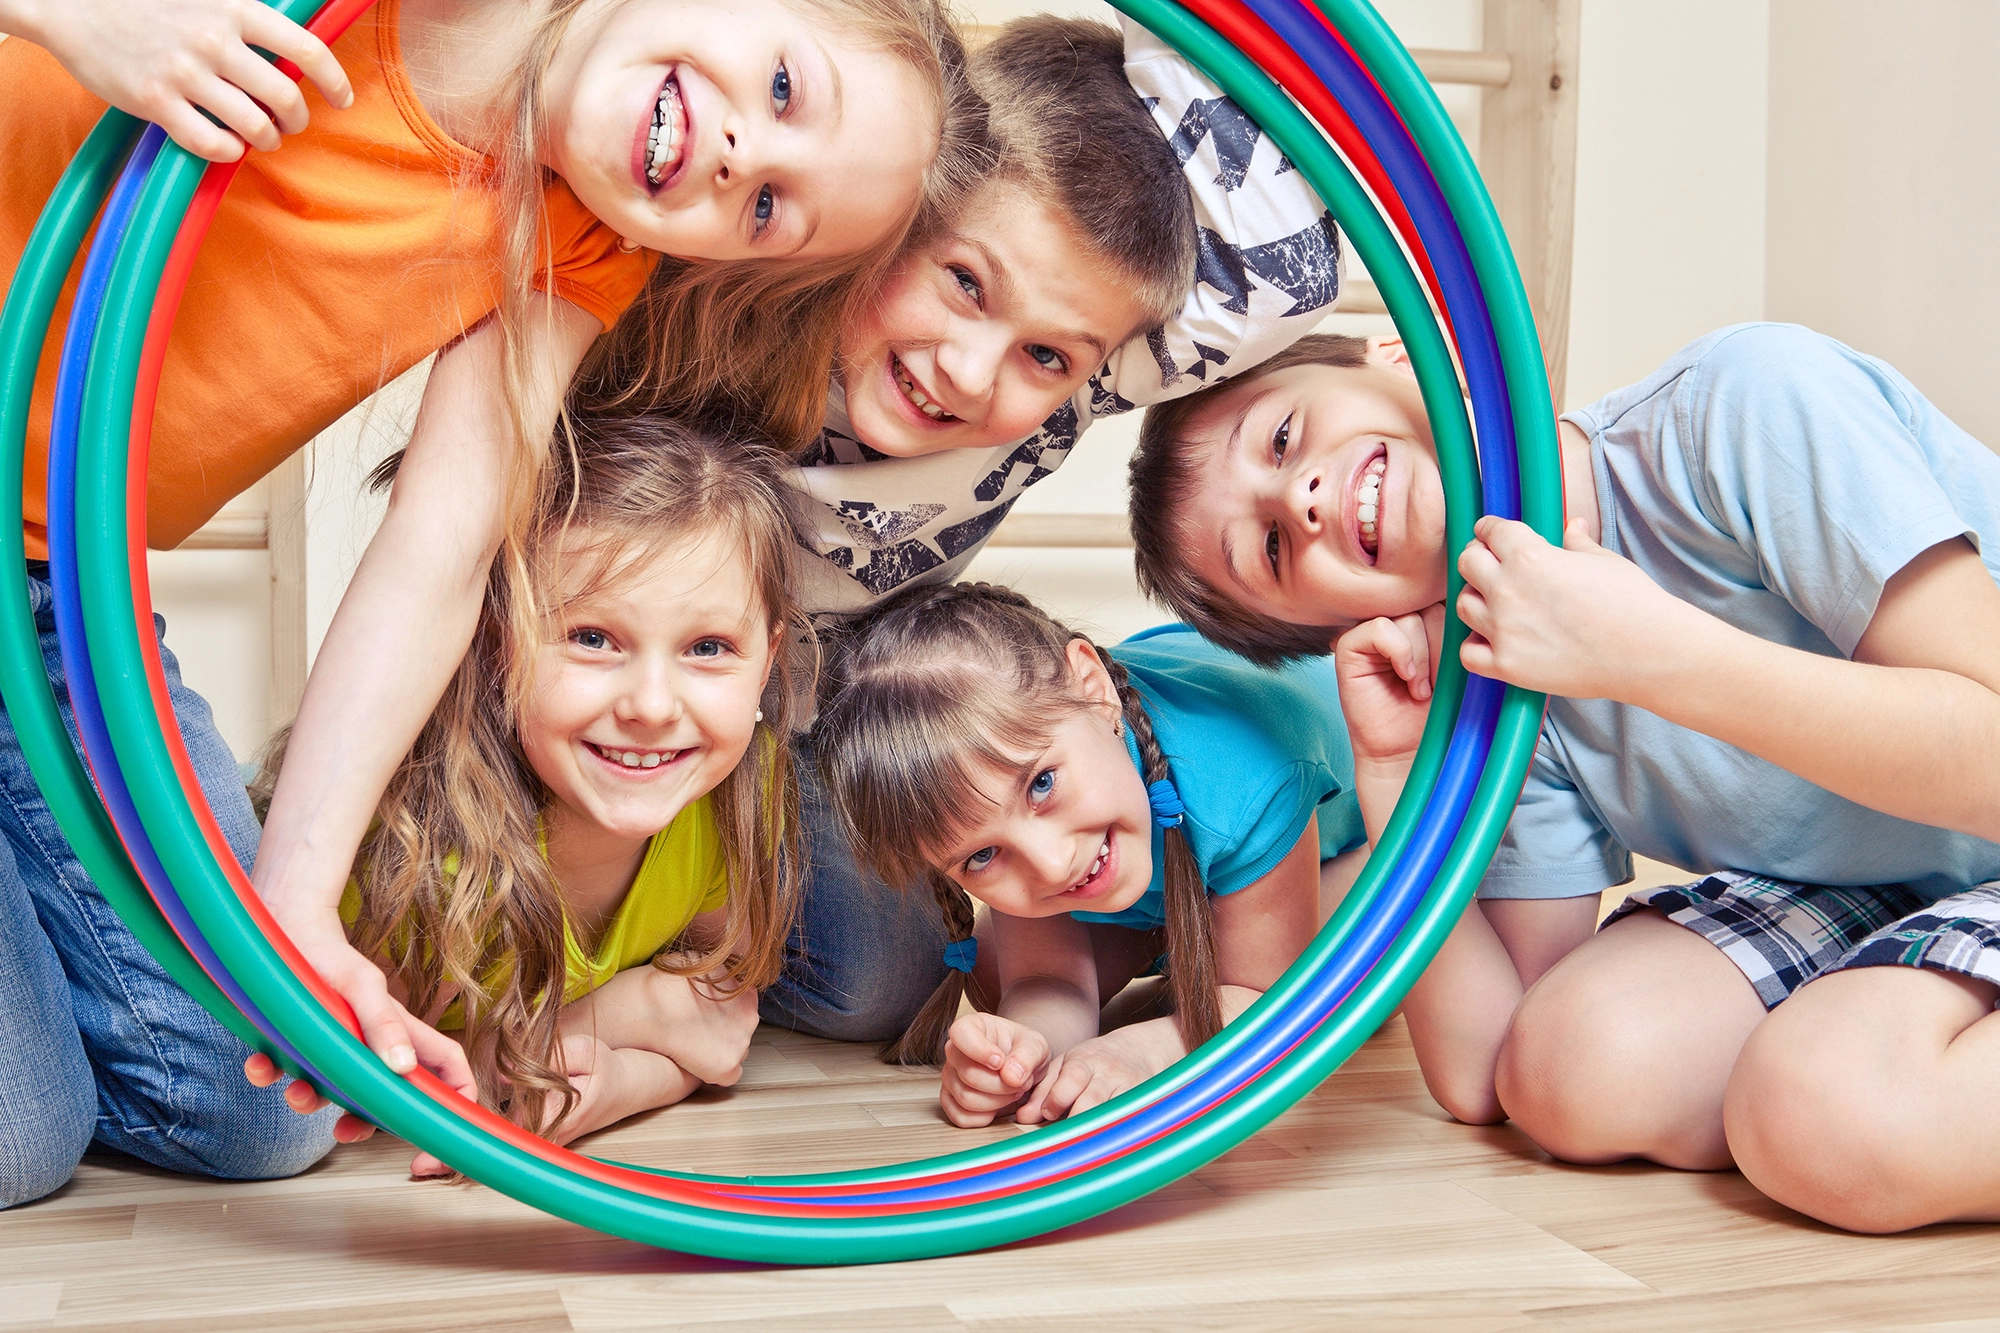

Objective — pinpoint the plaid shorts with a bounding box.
[1604,872,2000,1009]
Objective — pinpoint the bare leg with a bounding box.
[1726,966,2000,1231]
[1401,895,1598,1125]
[1496,911,1766,1169]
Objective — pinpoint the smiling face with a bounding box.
[1175,340,1450,631]
[927,641,1155,919]
[516,525,777,857]
[540,0,936,261]
[838,180,1157,458]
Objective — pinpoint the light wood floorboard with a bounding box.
[6,1011,2000,1330]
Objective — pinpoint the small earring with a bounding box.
[616,235,640,253]
[1113,717,1124,738]
[754,707,764,723]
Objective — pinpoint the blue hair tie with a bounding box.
[943,937,978,974]
[1148,778,1186,829]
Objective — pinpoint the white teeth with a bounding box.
[621,751,641,767]
[1358,456,1386,554]
[646,78,682,186]
[597,744,674,769]
[893,360,954,422]
[641,753,662,769]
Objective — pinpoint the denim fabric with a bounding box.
[0,564,335,1208]
[758,739,949,1042]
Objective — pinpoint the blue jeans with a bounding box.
[758,739,950,1042]
[0,565,335,1208]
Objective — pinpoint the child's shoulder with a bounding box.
[1112,625,1344,777]
[1573,323,1911,441]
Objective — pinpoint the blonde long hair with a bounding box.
[273,412,810,1134]
[813,583,1223,1067]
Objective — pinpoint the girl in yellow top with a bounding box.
[261,408,807,1168]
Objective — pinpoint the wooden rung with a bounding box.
[988,512,1133,549]
[1408,47,1513,88]
[178,512,267,550]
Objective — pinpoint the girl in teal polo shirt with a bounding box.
[815,583,1363,1127]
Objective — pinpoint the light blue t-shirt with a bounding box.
[1072,625,1364,930]
[1481,324,2000,901]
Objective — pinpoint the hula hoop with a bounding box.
[0,0,1559,1261]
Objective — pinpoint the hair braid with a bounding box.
[1100,655,1224,1050]
[881,872,979,1066]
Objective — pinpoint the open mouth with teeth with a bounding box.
[1063,834,1115,900]
[1356,452,1386,560]
[892,355,957,423]
[585,740,686,772]
[646,75,687,190]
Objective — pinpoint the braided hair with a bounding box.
[814,582,1223,1065]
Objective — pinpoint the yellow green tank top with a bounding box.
[340,796,731,1028]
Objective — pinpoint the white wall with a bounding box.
[1563,0,1769,408]
[1764,0,2000,448]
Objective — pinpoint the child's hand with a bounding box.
[13,0,354,163]
[649,962,760,1088]
[940,1013,1050,1128]
[241,918,477,1146]
[1334,602,1445,765]
[1457,517,1697,700]
[1015,1034,1150,1125]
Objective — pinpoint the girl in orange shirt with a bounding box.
[0,0,971,1204]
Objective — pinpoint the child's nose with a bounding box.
[936,328,1003,405]
[1287,466,1328,534]
[623,666,686,726]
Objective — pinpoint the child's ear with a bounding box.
[1064,638,1119,709]
[1366,336,1413,373]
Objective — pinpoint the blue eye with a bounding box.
[771,63,792,114]
[1029,768,1056,801]
[754,185,775,232]
[570,627,610,651]
[690,638,726,659]
[949,265,981,304]
[965,847,996,872]
[1265,524,1281,580]
[1273,412,1293,462]
[1027,345,1067,373]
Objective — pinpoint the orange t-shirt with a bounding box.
[0,2,656,554]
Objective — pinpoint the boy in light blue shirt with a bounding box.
[1126,322,2000,1234]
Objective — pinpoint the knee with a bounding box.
[1725,1016,1938,1233]
[153,1088,338,1183]
[0,1093,93,1208]
[1494,975,1641,1163]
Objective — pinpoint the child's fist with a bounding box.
[1457,517,1691,699]
[1016,1038,1150,1124]
[1333,602,1445,764]
[940,1013,1049,1128]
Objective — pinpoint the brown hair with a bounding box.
[813,582,1222,1066]
[568,0,993,450]
[1130,334,1374,666]
[262,411,809,1135]
[970,17,1196,326]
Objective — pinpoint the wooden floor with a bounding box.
[8,1006,2000,1332]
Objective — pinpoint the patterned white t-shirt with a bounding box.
[789,17,1344,618]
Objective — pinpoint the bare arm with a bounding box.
[1460,525,2000,842]
[1330,605,1597,1123]
[254,301,602,1083]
